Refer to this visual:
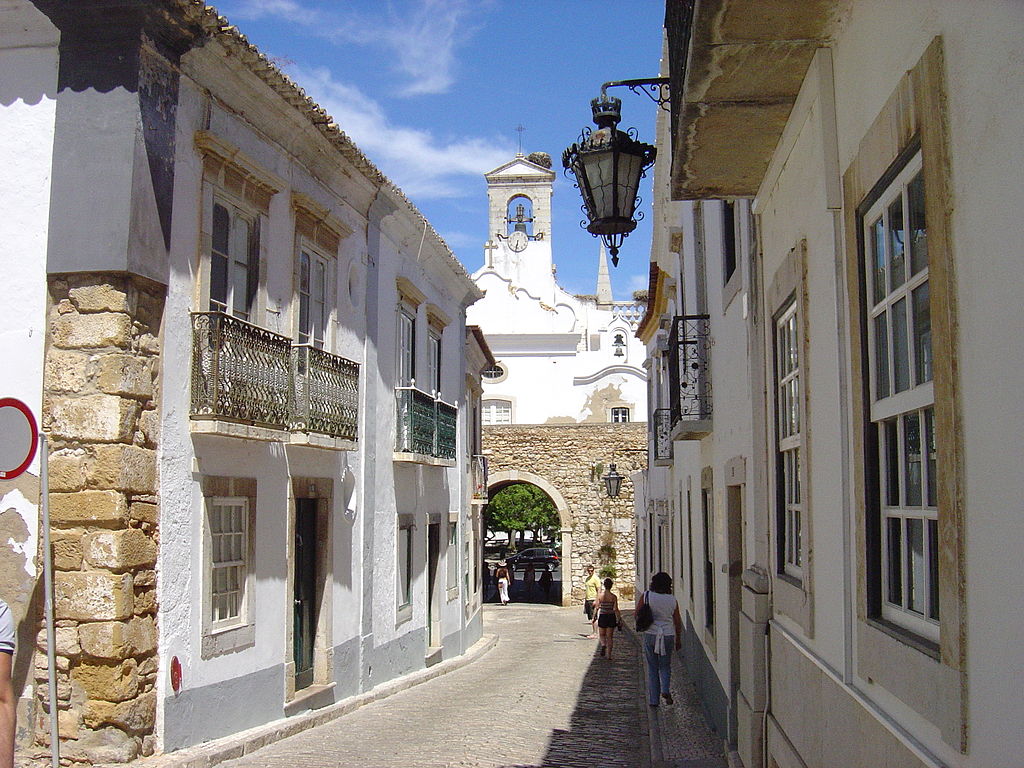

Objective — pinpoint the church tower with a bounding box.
[482,152,556,295]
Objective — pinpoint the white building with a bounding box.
[468,153,647,426]
[635,2,1024,767]
[0,1,485,761]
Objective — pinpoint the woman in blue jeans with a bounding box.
[637,572,683,706]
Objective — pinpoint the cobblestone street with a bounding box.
[207,603,725,768]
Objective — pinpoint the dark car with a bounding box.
[506,547,559,571]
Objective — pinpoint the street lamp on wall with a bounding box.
[602,463,624,498]
[562,79,667,267]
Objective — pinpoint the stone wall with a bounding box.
[483,422,645,601]
[32,274,163,764]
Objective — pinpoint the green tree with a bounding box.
[485,484,560,547]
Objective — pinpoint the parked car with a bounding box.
[506,547,559,571]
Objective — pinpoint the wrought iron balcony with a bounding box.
[652,408,672,462]
[668,314,712,437]
[395,386,458,461]
[191,312,360,441]
[291,344,359,440]
[471,454,489,501]
[191,312,292,429]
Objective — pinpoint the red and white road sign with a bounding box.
[0,398,39,480]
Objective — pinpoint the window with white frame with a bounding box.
[397,519,414,609]
[428,330,442,396]
[397,307,416,387]
[775,302,803,579]
[210,199,258,321]
[482,399,512,425]
[863,150,937,641]
[208,497,248,628]
[482,363,506,382]
[298,249,329,347]
[611,407,630,423]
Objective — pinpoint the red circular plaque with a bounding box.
[170,656,182,694]
[0,398,38,480]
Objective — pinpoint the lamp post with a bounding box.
[562,79,666,267]
[602,462,624,498]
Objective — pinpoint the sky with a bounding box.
[214,0,666,300]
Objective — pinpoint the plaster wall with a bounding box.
[0,2,56,723]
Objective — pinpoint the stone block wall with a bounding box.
[31,274,164,764]
[483,422,645,600]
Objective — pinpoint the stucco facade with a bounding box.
[638,2,1024,767]
[0,1,485,762]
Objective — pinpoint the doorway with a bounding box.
[427,522,441,651]
[725,483,744,746]
[293,498,318,690]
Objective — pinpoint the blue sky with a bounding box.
[216,0,665,299]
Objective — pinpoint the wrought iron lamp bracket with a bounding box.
[600,78,671,111]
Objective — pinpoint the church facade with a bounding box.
[467,153,647,602]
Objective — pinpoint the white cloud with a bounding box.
[227,0,479,96]
[627,273,649,293]
[293,65,511,199]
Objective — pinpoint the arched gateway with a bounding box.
[484,422,646,605]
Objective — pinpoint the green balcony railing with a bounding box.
[396,386,459,460]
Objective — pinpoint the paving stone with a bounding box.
[203,604,724,768]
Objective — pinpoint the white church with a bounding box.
[467,152,647,425]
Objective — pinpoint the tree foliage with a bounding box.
[485,483,559,543]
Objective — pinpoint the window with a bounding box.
[398,519,414,609]
[482,399,512,425]
[208,497,248,628]
[722,200,737,284]
[482,363,506,381]
[863,151,937,641]
[428,331,442,395]
[611,407,630,423]
[702,486,715,633]
[298,249,328,347]
[775,302,803,579]
[397,308,416,387]
[210,200,258,321]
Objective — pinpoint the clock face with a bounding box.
[508,231,529,252]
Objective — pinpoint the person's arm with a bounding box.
[673,604,683,650]
[0,652,15,768]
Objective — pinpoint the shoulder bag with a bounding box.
[635,590,654,632]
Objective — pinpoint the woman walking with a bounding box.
[637,572,682,706]
[495,562,511,605]
[594,578,623,659]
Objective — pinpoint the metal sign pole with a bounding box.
[39,434,59,768]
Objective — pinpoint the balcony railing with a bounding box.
[191,312,360,440]
[471,454,489,501]
[396,386,458,460]
[668,314,712,433]
[291,344,359,440]
[653,408,672,461]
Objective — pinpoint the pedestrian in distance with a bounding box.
[636,572,683,706]
[524,563,535,597]
[495,562,511,606]
[539,567,553,600]
[594,578,623,660]
[583,564,601,638]
[0,599,15,768]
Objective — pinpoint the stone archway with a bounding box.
[487,470,574,606]
[483,422,646,604]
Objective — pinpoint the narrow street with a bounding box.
[203,604,725,768]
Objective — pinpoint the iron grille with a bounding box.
[291,344,360,440]
[653,408,673,461]
[396,386,437,456]
[435,400,458,459]
[668,314,712,424]
[191,311,292,429]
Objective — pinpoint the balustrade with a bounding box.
[395,386,459,461]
